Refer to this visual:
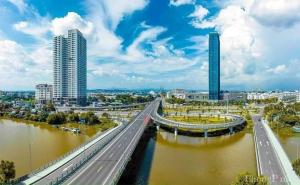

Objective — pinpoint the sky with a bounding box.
[1,0,300,91]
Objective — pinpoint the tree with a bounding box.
[102,112,110,118]
[42,102,55,112]
[47,113,66,125]
[279,114,299,126]
[231,172,269,185]
[80,112,100,125]
[0,160,15,183]
[67,113,79,123]
[292,158,300,176]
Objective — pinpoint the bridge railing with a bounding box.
[47,123,127,185]
[152,105,245,130]
[106,118,151,185]
[14,120,127,185]
[51,103,153,185]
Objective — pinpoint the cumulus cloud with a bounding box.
[191,0,300,89]
[51,12,94,36]
[169,0,195,6]
[189,5,209,22]
[249,0,300,27]
[0,40,51,90]
[14,19,51,39]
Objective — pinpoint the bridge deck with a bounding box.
[20,100,157,185]
[60,101,156,185]
[253,115,300,185]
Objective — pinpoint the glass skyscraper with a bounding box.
[209,32,220,100]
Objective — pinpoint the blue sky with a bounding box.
[1,0,300,91]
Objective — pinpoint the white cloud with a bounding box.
[51,12,94,36]
[7,0,27,13]
[266,65,287,74]
[249,0,300,27]
[191,1,300,89]
[14,19,51,39]
[95,0,149,30]
[126,26,166,60]
[189,5,209,22]
[169,0,195,6]
[0,40,51,90]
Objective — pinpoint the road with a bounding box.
[253,114,288,184]
[60,100,158,185]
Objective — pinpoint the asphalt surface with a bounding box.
[253,114,288,185]
[60,100,158,185]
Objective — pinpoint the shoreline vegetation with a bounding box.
[0,112,118,137]
[264,102,300,136]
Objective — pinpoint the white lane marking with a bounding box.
[109,153,114,159]
[63,164,73,172]
[102,104,153,185]
[66,102,154,185]
[97,166,103,173]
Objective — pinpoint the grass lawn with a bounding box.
[165,115,231,124]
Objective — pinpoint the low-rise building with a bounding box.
[185,92,208,102]
[167,89,186,99]
[222,92,247,102]
[35,84,53,104]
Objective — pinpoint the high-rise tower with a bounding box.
[208,32,220,101]
[53,29,87,106]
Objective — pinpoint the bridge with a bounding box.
[253,114,300,185]
[18,100,159,185]
[150,99,245,137]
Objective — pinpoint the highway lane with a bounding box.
[62,100,158,185]
[253,115,288,185]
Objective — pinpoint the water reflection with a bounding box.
[119,129,257,185]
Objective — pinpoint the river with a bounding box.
[118,129,257,185]
[277,131,300,163]
[0,119,91,178]
[1,119,258,184]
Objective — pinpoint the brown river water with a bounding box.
[3,119,299,185]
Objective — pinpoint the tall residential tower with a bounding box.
[208,32,220,101]
[53,29,87,106]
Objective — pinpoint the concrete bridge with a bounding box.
[253,114,300,185]
[17,100,158,185]
[150,99,245,137]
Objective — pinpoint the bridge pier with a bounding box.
[174,127,178,136]
[204,129,208,138]
[229,127,234,135]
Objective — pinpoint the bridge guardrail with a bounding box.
[14,119,127,185]
[106,117,151,185]
[48,123,127,185]
[151,101,245,130]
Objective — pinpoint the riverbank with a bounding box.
[0,116,117,137]
[0,119,92,178]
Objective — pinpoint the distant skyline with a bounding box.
[1,0,300,91]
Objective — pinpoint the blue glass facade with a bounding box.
[209,32,220,100]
